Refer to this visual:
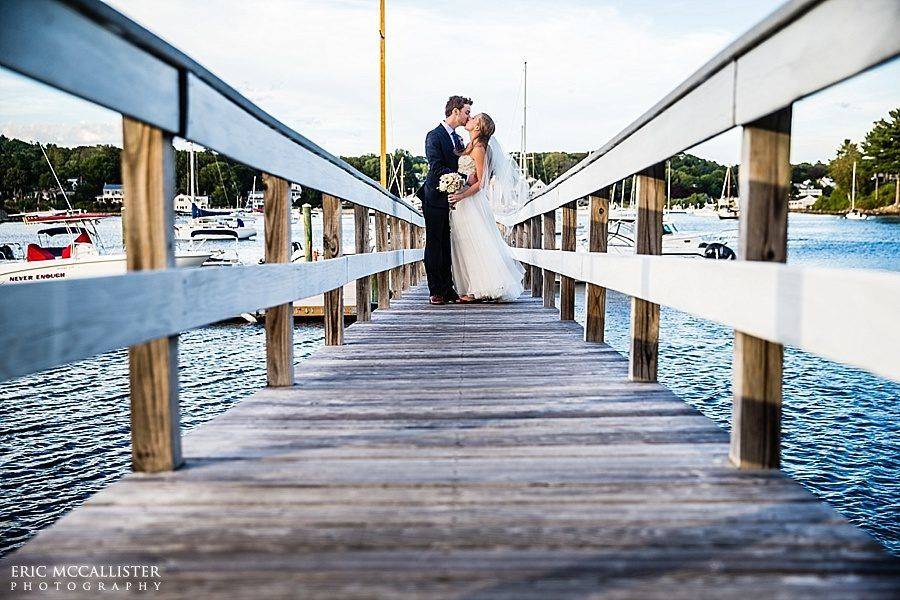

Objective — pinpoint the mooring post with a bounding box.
[121,117,181,472]
[302,203,313,262]
[530,215,542,297]
[560,201,577,320]
[375,211,390,308]
[323,194,344,345]
[630,164,665,382]
[731,107,792,470]
[585,192,610,342]
[354,204,372,322]
[263,173,294,387]
[542,210,556,309]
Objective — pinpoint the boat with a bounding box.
[175,215,256,241]
[716,165,740,220]
[576,217,736,259]
[843,160,868,220]
[0,215,210,285]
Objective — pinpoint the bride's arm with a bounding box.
[449,147,485,204]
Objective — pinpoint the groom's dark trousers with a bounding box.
[421,123,462,299]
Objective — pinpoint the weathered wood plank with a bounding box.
[354,204,372,322]
[390,216,402,301]
[529,216,542,297]
[731,108,791,470]
[263,174,294,386]
[120,116,181,473]
[585,192,609,342]
[630,164,664,382]
[323,194,343,346]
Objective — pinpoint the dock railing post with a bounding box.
[730,107,791,470]
[401,220,411,291]
[263,174,295,386]
[630,164,665,382]
[530,215,542,297]
[354,203,372,322]
[121,117,182,472]
[390,216,402,300]
[375,211,390,309]
[323,194,344,345]
[522,219,532,290]
[585,191,609,342]
[542,210,556,309]
[560,201,577,320]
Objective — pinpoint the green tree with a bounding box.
[861,108,900,207]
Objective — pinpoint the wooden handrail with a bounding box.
[501,0,900,226]
[0,250,423,382]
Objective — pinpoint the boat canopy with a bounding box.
[37,226,92,238]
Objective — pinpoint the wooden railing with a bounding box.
[503,0,900,469]
[0,0,425,471]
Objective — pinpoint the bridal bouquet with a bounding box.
[438,172,465,194]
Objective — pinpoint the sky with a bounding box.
[1,0,898,166]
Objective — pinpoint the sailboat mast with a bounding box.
[851,160,857,211]
[379,0,387,188]
[666,160,671,211]
[521,60,527,177]
[189,142,196,201]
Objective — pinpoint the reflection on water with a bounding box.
[1,213,898,556]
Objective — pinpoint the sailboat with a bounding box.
[664,160,687,214]
[174,143,256,240]
[844,160,868,220]
[716,165,739,220]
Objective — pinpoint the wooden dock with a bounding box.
[4,285,898,598]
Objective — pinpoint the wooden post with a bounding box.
[262,174,294,386]
[560,201,577,320]
[390,216,402,300]
[323,194,343,345]
[585,192,609,342]
[542,210,556,308]
[121,117,181,472]
[630,164,665,382]
[375,211,390,309]
[522,220,532,290]
[530,215,542,297]
[731,107,791,470]
[302,203,313,262]
[401,220,411,291]
[354,204,372,322]
[410,225,421,286]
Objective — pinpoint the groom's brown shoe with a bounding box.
[429,295,445,305]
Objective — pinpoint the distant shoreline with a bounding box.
[792,205,900,217]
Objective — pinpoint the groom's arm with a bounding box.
[425,131,456,180]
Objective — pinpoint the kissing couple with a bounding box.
[418,95,527,306]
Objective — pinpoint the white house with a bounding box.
[95,183,124,205]
[173,194,209,214]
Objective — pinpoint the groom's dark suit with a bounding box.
[421,123,464,300]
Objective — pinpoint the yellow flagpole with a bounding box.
[379,0,387,189]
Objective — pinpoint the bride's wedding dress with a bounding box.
[450,137,527,301]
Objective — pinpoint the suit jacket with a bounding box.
[421,124,461,210]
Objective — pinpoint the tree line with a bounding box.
[1,106,896,215]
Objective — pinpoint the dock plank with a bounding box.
[2,285,898,599]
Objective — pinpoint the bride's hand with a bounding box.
[448,193,463,205]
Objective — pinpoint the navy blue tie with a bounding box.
[451,131,463,153]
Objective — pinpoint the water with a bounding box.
[1,213,898,557]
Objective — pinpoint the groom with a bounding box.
[420,95,472,305]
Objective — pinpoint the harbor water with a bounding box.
[1,212,898,557]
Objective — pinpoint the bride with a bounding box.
[447,113,527,302]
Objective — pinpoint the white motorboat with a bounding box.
[175,215,256,241]
[0,216,210,285]
[577,218,736,259]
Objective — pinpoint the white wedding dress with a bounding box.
[450,137,527,301]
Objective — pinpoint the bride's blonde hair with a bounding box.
[465,113,495,154]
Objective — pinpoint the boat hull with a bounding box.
[0,252,210,285]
